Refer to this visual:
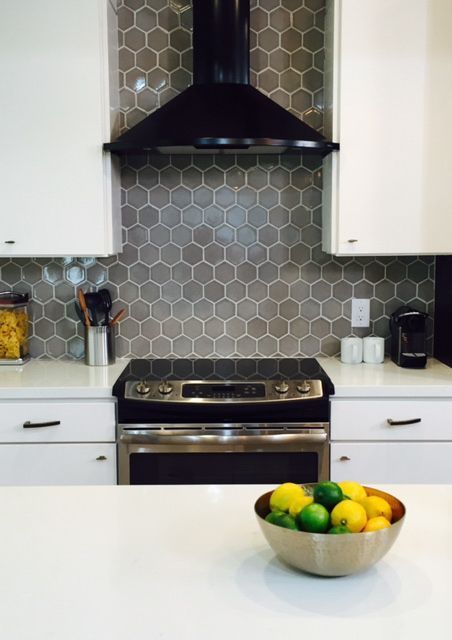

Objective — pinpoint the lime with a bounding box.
[288,494,313,518]
[363,516,391,532]
[296,503,330,533]
[265,511,298,530]
[328,525,351,535]
[313,481,344,511]
[360,496,392,522]
[269,482,305,513]
[331,500,367,533]
[338,481,367,502]
[265,510,285,525]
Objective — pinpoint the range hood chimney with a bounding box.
[104,0,339,156]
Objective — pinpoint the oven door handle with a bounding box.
[119,431,328,446]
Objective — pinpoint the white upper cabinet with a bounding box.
[0,0,121,257]
[323,0,452,256]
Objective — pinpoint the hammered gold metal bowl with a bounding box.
[255,485,406,577]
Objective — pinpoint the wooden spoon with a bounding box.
[78,289,91,327]
[110,308,125,327]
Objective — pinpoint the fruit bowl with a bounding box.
[254,485,406,577]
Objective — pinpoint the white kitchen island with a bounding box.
[0,484,449,639]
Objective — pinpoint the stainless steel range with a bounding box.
[113,358,334,485]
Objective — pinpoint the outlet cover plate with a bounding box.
[351,298,370,328]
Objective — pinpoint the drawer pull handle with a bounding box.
[387,418,421,426]
[347,239,358,243]
[96,455,107,461]
[23,420,61,429]
[4,240,15,244]
[339,455,351,461]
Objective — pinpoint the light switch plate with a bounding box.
[351,298,370,327]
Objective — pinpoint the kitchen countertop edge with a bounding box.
[1,356,452,399]
[0,359,130,399]
[320,357,452,398]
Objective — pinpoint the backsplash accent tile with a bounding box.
[0,0,434,359]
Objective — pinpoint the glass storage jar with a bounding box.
[0,291,30,364]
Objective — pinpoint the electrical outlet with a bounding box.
[351,298,370,328]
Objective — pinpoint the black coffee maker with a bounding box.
[390,306,428,368]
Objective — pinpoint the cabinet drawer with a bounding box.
[0,401,116,443]
[331,442,452,484]
[0,443,116,485]
[331,399,452,441]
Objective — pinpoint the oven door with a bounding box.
[118,423,329,485]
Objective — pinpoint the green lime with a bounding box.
[296,503,330,533]
[265,511,298,530]
[313,481,344,511]
[265,510,285,524]
[328,525,351,535]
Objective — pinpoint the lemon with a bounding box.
[360,496,392,523]
[363,516,391,532]
[288,494,313,518]
[331,500,367,533]
[338,481,367,502]
[269,482,305,513]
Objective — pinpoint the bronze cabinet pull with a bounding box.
[23,420,61,428]
[387,418,421,426]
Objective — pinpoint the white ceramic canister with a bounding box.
[340,337,363,364]
[363,336,385,364]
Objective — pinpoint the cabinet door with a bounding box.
[331,399,452,441]
[331,442,452,484]
[0,0,120,257]
[0,400,116,443]
[323,0,452,256]
[0,444,116,486]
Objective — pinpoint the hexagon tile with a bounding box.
[0,0,435,359]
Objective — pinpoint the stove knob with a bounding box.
[158,381,173,395]
[136,381,150,395]
[297,381,311,394]
[274,380,289,394]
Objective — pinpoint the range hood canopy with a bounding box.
[104,0,339,157]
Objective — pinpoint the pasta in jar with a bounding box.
[0,292,29,361]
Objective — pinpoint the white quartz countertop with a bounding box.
[0,483,449,640]
[0,359,128,398]
[320,357,452,397]
[1,356,452,399]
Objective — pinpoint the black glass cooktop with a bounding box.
[114,358,334,395]
[114,358,334,423]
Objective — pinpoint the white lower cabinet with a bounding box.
[331,442,452,485]
[330,398,452,484]
[0,399,117,486]
[0,444,116,486]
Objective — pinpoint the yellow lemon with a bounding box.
[338,481,367,502]
[360,496,392,523]
[288,494,314,518]
[363,516,391,532]
[270,483,305,513]
[331,500,367,533]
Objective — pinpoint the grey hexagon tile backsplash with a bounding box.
[0,0,434,359]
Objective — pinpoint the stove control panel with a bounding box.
[182,382,266,399]
[124,379,324,403]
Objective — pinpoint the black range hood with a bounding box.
[104,0,339,157]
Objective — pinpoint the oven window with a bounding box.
[129,452,319,484]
